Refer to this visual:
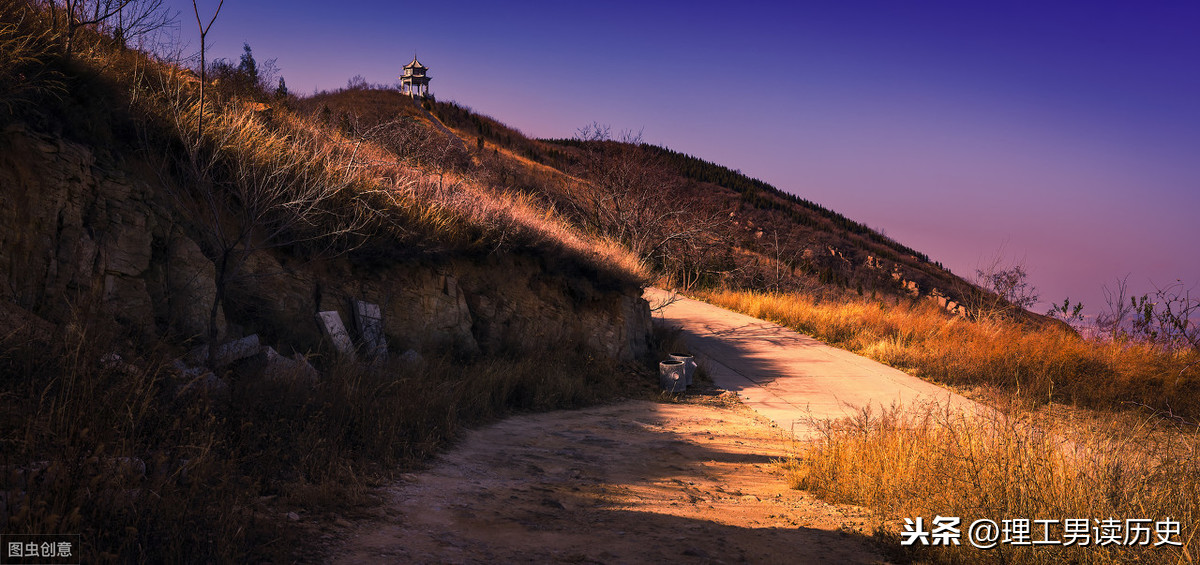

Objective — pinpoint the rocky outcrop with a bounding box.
[0,123,167,337]
[0,123,650,362]
[232,249,649,361]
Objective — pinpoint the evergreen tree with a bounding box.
[237,42,258,92]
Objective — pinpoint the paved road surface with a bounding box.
[646,288,982,435]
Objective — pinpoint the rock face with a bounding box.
[237,249,649,361]
[0,123,164,336]
[0,123,650,362]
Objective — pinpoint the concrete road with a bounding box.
[646,288,982,435]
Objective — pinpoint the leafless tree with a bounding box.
[45,0,129,54]
[568,123,729,275]
[1150,280,1199,352]
[98,0,174,48]
[41,0,171,55]
[190,0,222,139]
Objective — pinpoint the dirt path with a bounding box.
[333,396,886,564]
[646,288,984,433]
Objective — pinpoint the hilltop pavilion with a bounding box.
[399,57,431,98]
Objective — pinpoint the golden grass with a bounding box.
[133,74,646,283]
[698,289,1200,562]
[789,403,1200,563]
[3,0,645,286]
[0,1,64,113]
[699,289,1200,420]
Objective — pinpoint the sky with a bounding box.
[162,0,1200,315]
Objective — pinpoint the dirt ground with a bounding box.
[332,393,887,564]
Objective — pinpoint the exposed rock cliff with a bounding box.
[0,123,650,362]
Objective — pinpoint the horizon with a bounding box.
[161,0,1200,315]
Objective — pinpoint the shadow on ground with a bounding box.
[334,400,886,564]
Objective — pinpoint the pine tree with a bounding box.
[237,42,258,93]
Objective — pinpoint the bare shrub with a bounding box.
[1150,280,1200,352]
[1099,276,1200,353]
[967,250,1039,320]
[566,123,729,276]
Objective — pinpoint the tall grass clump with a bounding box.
[699,289,1200,421]
[0,1,65,114]
[790,404,1200,564]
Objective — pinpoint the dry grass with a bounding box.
[698,289,1200,563]
[699,289,1200,421]
[0,1,64,114]
[0,314,629,562]
[129,67,645,284]
[788,403,1200,563]
[5,0,645,285]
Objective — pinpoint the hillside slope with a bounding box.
[309,90,996,317]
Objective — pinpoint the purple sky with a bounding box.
[167,1,1200,315]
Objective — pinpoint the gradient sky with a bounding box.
[163,0,1200,315]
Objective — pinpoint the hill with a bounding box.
[310,90,1003,318]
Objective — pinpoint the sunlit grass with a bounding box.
[699,289,1200,420]
[788,403,1200,564]
[699,289,1200,563]
[136,80,646,283]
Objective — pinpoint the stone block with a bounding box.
[214,334,260,366]
[184,334,261,367]
[353,300,387,361]
[169,359,229,400]
[317,310,354,357]
[253,346,319,387]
